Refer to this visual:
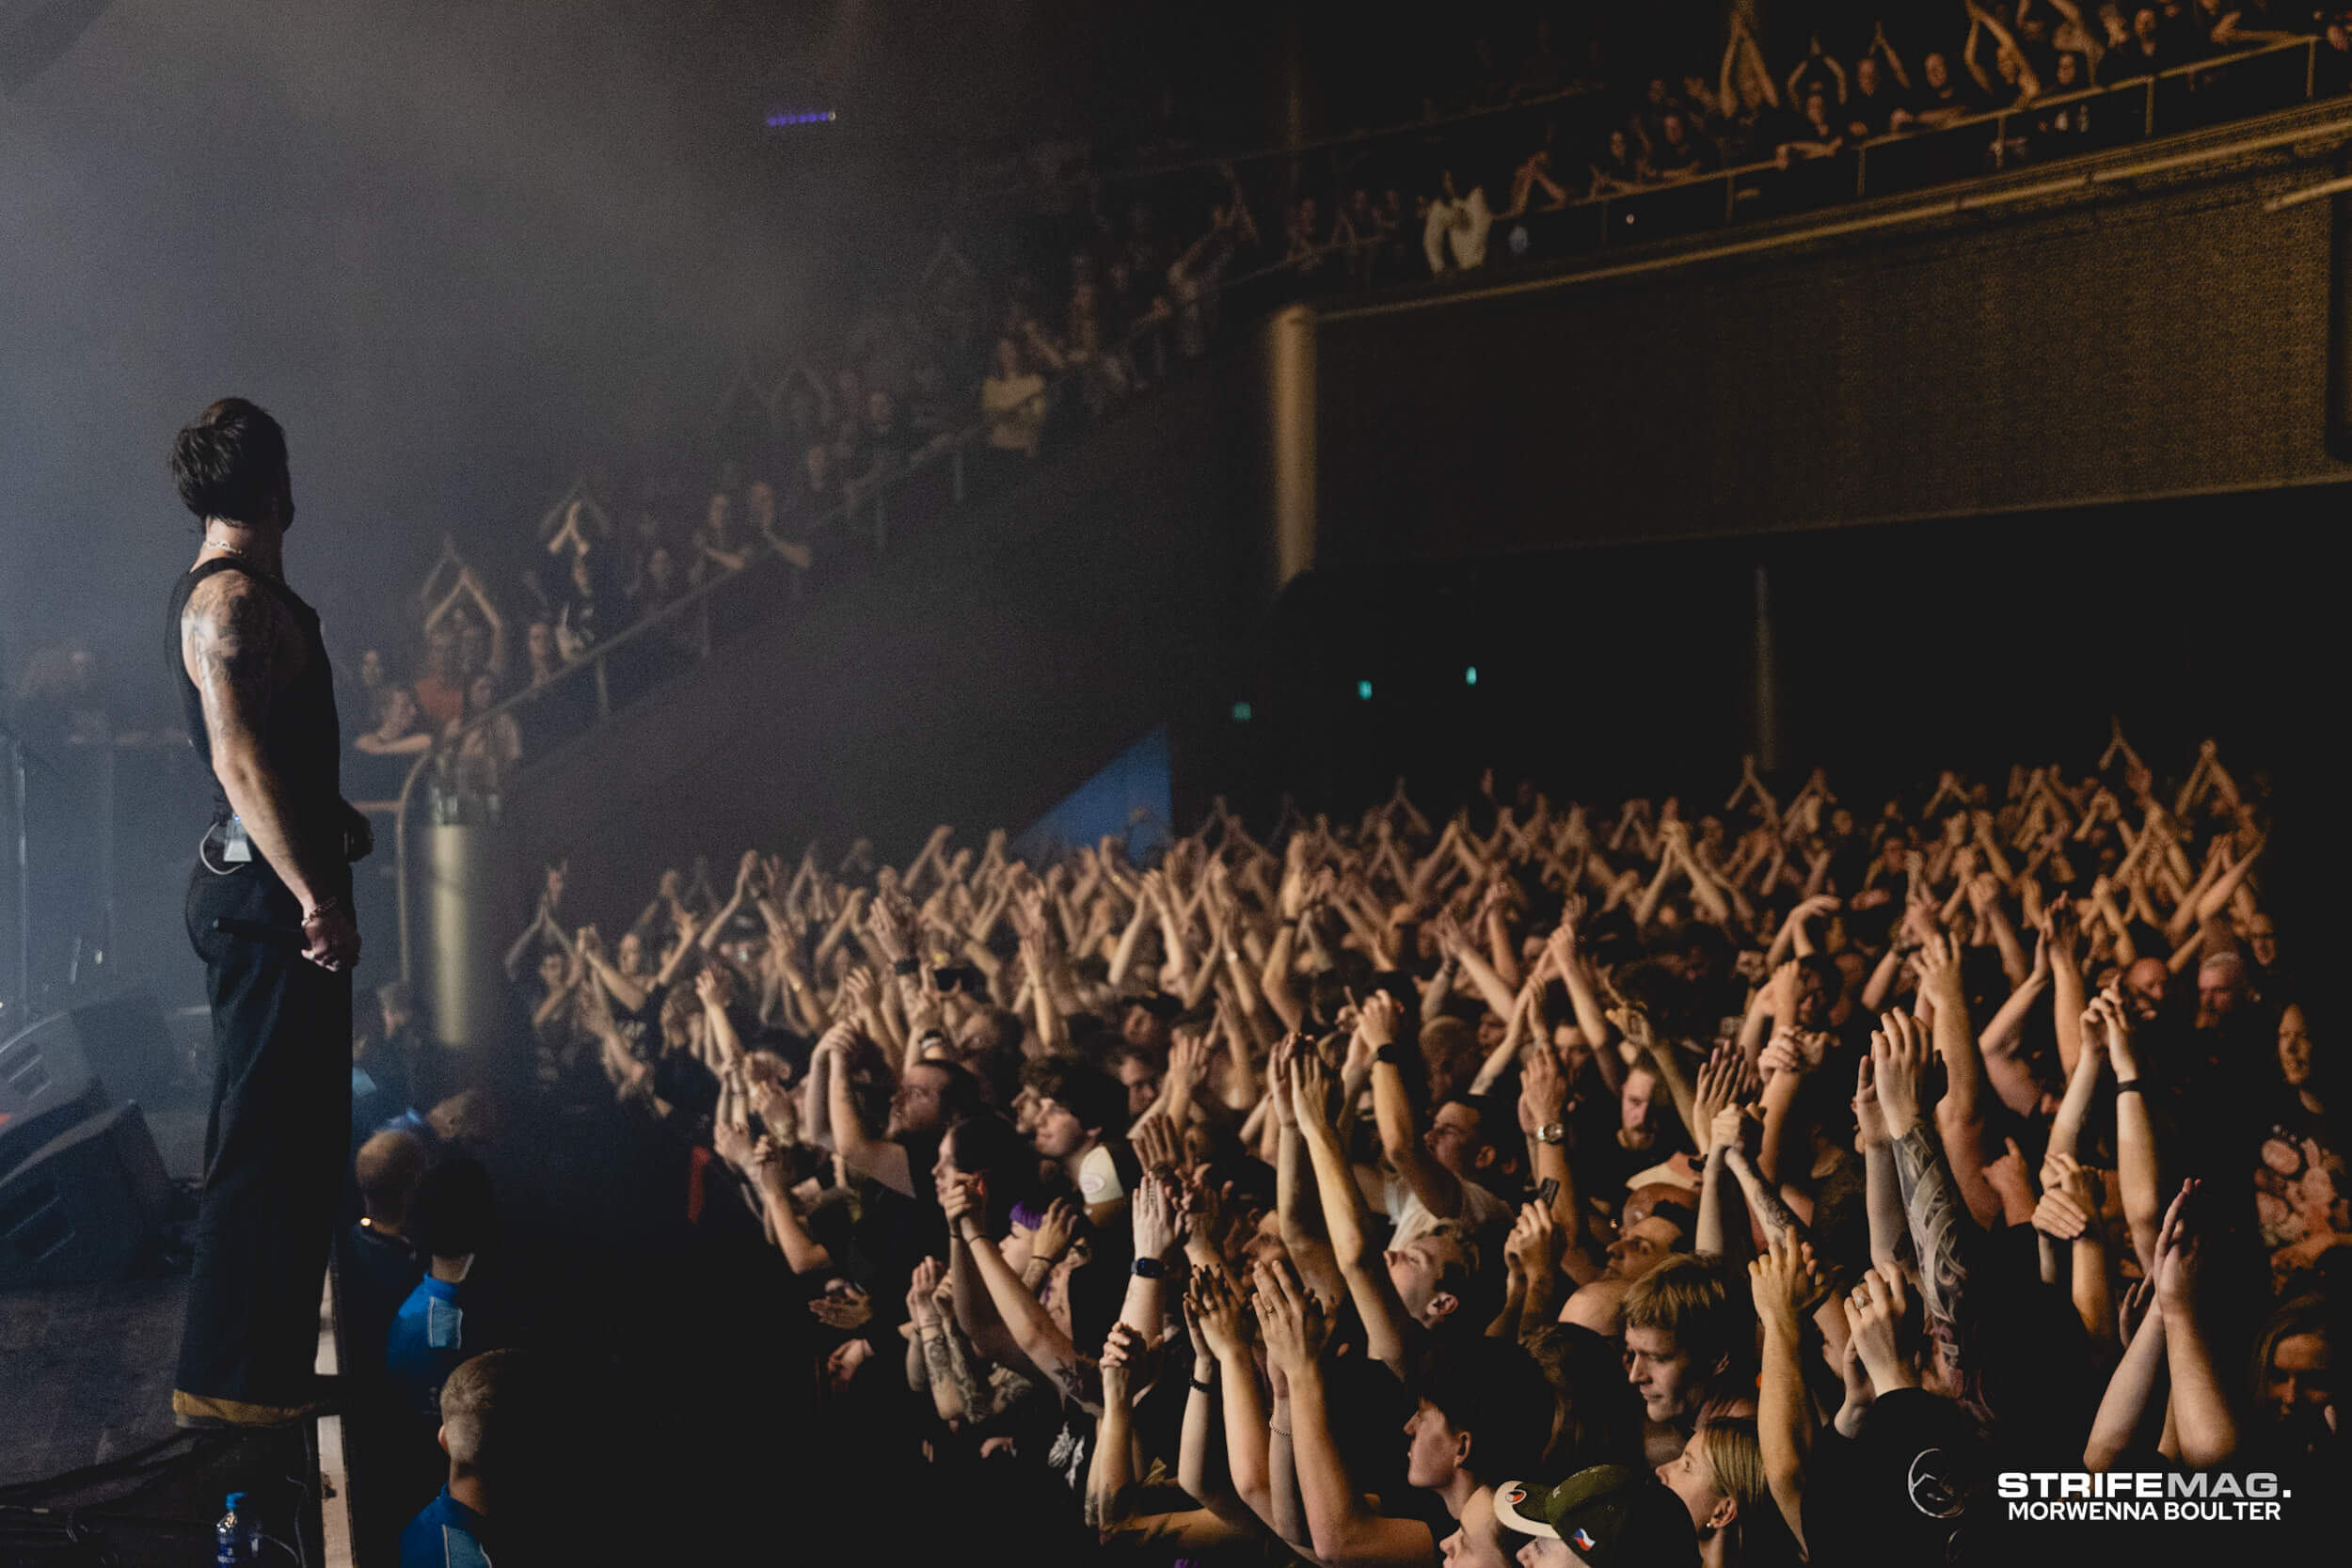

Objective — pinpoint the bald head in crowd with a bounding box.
[357,1130,428,1236]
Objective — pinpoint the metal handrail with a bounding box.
[1224,33,2326,283]
[1074,33,2319,195]
[389,310,1175,977]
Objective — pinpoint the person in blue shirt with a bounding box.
[399,1348,522,1568]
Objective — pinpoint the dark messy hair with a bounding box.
[169,398,288,525]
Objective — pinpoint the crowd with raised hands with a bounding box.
[1249,4,2350,285]
[355,721,2340,1563]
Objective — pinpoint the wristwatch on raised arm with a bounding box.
[1534,1122,1566,1146]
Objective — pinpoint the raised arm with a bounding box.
[1748,1231,1821,1555]
[1364,991,1465,1225]
[1269,1042,1346,1310]
[1293,1045,1417,1375]
[503,901,553,983]
[816,1028,916,1196]
[1851,1053,1915,1273]
[2085,1282,2169,1469]
[1871,1011,1979,1390]
[2152,1180,2240,1467]
[946,1182,1092,1411]
[1258,1261,1438,1568]
[2094,990,2164,1272]
[1915,935,2002,1229]
[1190,1266,1279,1529]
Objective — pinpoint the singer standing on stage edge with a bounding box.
[165,398,369,1429]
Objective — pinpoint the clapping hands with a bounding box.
[1250,1258,1328,1375]
[906,1257,946,1329]
[810,1281,873,1331]
[1747,1228,1827,1341]
[1868,1010,1932,1137]
[2031,1150,2103,1241]
[1100,1321,1152,1410]
[1841,1263,1919,1395]
[1186,1265,1249,1363]
[1131,1169,1184,1262]
[1692,1043,1755,1157]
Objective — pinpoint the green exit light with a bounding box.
[1357,680,1374,701]
[1465,666,1478,686]
[1232,702,1253,722]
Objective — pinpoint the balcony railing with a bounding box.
[1243,36,2328,278]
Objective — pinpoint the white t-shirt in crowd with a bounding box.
[1422,187,1493,275]
[1384,1167,1510,1252]
[1079,1143,1128,1207]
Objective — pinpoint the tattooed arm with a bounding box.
[1889,1124,1976,1386]
[913,1325,966,1424]
[183,572,358,967]
[1873,1012,1977,1387]
[948,1201,1094,1411]
[1725,1144,1810,1249]
[938,1315,1026,1423]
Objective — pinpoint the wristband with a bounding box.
[304,895,345,921]
[1035,1251,1065,1268]
[892,958,920,977]
[2115,1079,2142,1095]
[1131,1257,1166,1280]
[1190,1376,1215,1392]
[1374,1044,1406,1067]
[959,1222,984,1244]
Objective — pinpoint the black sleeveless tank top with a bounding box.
[165,557,343,831]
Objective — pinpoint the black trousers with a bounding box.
[176,852,352,1407]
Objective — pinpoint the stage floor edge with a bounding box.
[316,1272,354,1568]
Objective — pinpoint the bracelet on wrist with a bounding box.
[2115,1079,2142,1095]
[1131,1256,1166,1280]
[1190,1375,1215,1392]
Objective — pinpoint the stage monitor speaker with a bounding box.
[0,1102,171,1288]
[59,986,183,1109]
[0,1007,111,1180]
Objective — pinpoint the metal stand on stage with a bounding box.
[0,715,60,1024]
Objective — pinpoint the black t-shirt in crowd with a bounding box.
[652,1049,722,1134]
[1844,83,1908,140]
[848,1131,947,1305]
[342,743,421,803]
[614,982,668,1063]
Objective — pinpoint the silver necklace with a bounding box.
[198,537,274,576]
